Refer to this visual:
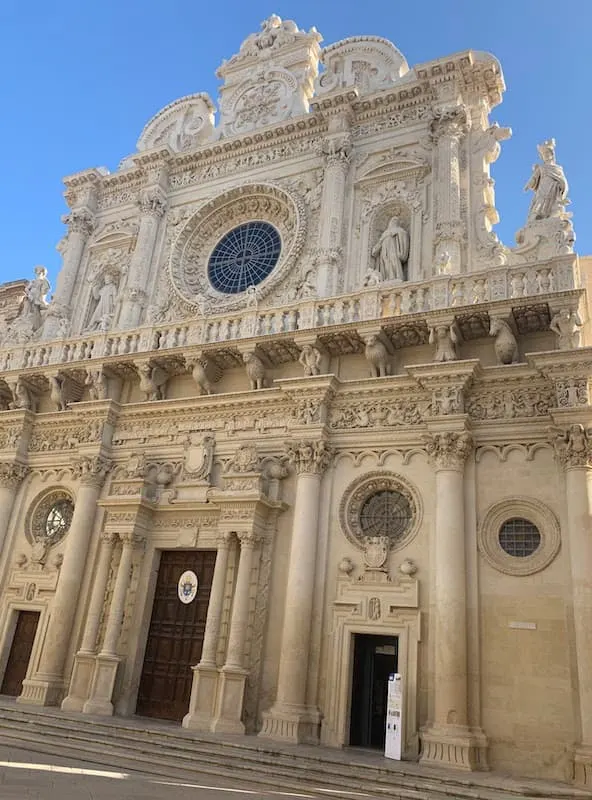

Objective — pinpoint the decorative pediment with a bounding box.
[137,93,216,153]
[316,36,408,97]
[357,148,429,183]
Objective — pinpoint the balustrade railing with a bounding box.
[0,257,580,372]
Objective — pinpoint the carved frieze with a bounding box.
[466,386,554,421]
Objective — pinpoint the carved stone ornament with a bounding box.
[168,183,306,314]
[489,318,519,365]
[285,439,333,475]
[0,462,29,490]
[339,471,422,552]
[554,378,590,408]
[182,432,215,482]
[316,35,408,96]
[431,385,464,415]
[551,424,592,469]
[71,455,112,487]
[227,443,260,473]
[549,309,583,351]
[137,93,216,153]
[423,431,473,470]
[25,489,75,558]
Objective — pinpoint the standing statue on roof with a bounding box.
[524,139,569,222]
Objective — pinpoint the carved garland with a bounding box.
[478,496,560,577]
[339,470,422,553]
[168,183,306,314]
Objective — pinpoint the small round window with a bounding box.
[498,518,541,557]
[26,489,75,550]
[207,221,282,294]
[359,490,412,543]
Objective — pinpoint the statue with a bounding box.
[87,273,118,331]
[429,324,459,362]
[293,269,316,300]
[524,139,569,222]
[363,267,382,287]
[21,266,50,331]
[371,217,409,281]
[550,309,583,350]
[489,318,519,365]
[298,345,322,376]
[364,334,390,378]
[434,251,452,276]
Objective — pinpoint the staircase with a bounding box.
[0,701,587,800]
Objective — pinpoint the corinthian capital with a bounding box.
[318,133,352,168]
[138,188,167,218]
[551,424,592,469]
[72,455,113,487]
[430,105,469,141]
[285,439,333,475]
[62,208,96,238]
[0,462,29,490]
[423,431,472,470]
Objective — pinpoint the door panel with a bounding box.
[136,550,216,721]
[349,634,398,748]
[1,611,40,696]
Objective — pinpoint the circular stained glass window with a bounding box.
[359,490,412,543]
[207,222,282,294]
[45,499,74,540]
[498,518,541,557]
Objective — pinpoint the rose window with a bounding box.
[26,489,75,551]
[207,222,282,294]
[359,490,412,542]
[45,500,74,540]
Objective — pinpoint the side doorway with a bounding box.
[349,633,398,749]
[0,611,40,697]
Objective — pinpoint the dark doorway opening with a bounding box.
[136,550,216,721]
[349,633,398,749]
[1,610,40,696]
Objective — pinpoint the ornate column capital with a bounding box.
[62,208,96,238]
[430,105,469,141]
[216,530,235,548]
[318,133,352,170]
[99,531,118,545]
[423,431,473,471]
[237,530,261,548]
[285,439,333,475]
[137,188,167,218]
[72,455,113,487]
[551,424,592,469]
[0,462,29,490]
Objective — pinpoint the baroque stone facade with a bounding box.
[0,15,591,790]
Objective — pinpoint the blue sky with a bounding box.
[1,0,590,287]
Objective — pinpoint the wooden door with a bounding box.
[349,634,398,748]
[1,611,40,696]
[136,550,216,721]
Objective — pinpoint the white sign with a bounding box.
[178,570,199,604]
[385,673,403,760]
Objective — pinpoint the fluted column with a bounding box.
[420,430,487,770]
[553,426,592,786]
[61,531,117,712]
[20,456,111,707]
[260,440,333,743]
[183,532,233,730]
[118,188,167,329]
[43,207,95,339]
[431,106,467,275]
[315,129,352,297]
[0,463,29,550]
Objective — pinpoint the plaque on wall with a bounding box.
[177,570,199,604]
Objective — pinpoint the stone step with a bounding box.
[0,704,587,800]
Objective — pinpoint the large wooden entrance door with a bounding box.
[349,634,398,749]
[136,550,216,721]
[0,611,40,696]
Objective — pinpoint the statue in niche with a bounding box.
[371,217,409,281]
[550,308,583,350]
[21,266,50,331]
[293,269,316,300]
[87,273,118,331]
[524,139,569,222]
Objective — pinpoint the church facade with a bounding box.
[0,15,591,788]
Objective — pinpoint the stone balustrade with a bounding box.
[0,256,580,373]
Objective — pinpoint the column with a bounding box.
[183,532,232,731]
[211,532,259,734]
[420,431,487,770]
[19,455,111,706]
[315,127,352,297]
[0,463,28,550]
[43,207,95,339]
[555,427,592,786]
[431,106,467,275]
[82,533,138,716]
[61,532,117,711]
[260,440,332,743]
[118,188,167,329]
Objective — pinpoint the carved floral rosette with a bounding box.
[339,471,422,553]
[168,183,306,314]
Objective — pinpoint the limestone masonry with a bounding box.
[0,14,591,789]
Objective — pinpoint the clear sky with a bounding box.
[1,0,590,287]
